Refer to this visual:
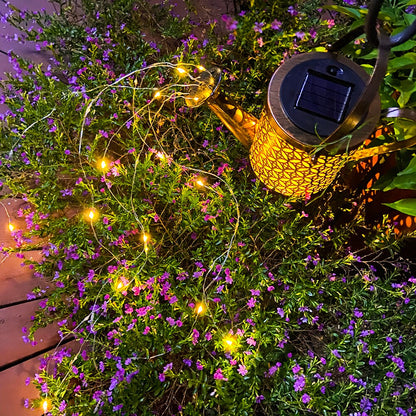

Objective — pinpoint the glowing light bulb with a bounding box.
[156,151,165,160]
[196,178,205,187]
[197,65,206,71]
[195,302,205,315]
[143,233,150,253]
[84,208,98,223]
[154,90,161,99]
[223,334,237,351]
[8,223,14,232]
[116,281,124,290]
[42,400,48,414]
[176,66,187,75]
[97,158,110,172]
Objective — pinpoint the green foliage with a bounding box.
[0,1,415,415]
[330,0,416,215]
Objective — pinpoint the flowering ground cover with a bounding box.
[1,0,416,415]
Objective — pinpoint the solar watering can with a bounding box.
[187,0,416,198]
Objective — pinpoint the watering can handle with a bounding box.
[328,0,416,51]
[352,108,416,160]
[365,0,416,48]
[323,32,391,150]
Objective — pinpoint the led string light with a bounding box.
[42,398,48,415]
[8,61,243,413]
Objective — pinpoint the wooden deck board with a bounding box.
[0,354,43,415]
[0,300,61,368]
[0,250,46,306]
[0,340,82,416]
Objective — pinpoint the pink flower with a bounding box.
[124,304,133,314]
[192,328,200,345]
[214,368,228,380]
[327,19,335,28]
[247,297,256,308]
[238,364,248,376]
[246,337,256,346]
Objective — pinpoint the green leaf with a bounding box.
[397,79,416,106]
[383,198,416,215]
[398,155,416,176]
[383,173,416,190]
[388,52,416,72]
[391,39,416,52]
[322,5,363,19]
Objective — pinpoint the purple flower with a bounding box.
[183,358,192,367]
[360,397,372,411]
[386,371,395,378]
[288,5,298,16]
[60,188,73,197]
[271,19,282,30]
[255,395,265,403]
[254,21,265,33]
[294,375,305,392]
[332,349,342,359]
[301,393,311,404]
[354,308,363,318]
[292,364,301,374]
[221,15,238,31]
[59,400,67,412]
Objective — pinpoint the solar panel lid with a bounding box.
[295,69,354,123]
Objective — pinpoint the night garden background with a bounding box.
[1,0,416,414]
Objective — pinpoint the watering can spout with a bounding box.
[186,67,257,149]
[207,92,257,149]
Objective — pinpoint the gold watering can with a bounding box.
[187,0,416,198]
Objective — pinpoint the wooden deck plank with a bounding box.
[0,339,81,416]
[0,300,61,368]
[0,250,45,306]
[0,354,43,415]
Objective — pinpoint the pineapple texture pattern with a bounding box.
[250,114,347,198]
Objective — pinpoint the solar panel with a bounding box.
[295,69,353,123]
